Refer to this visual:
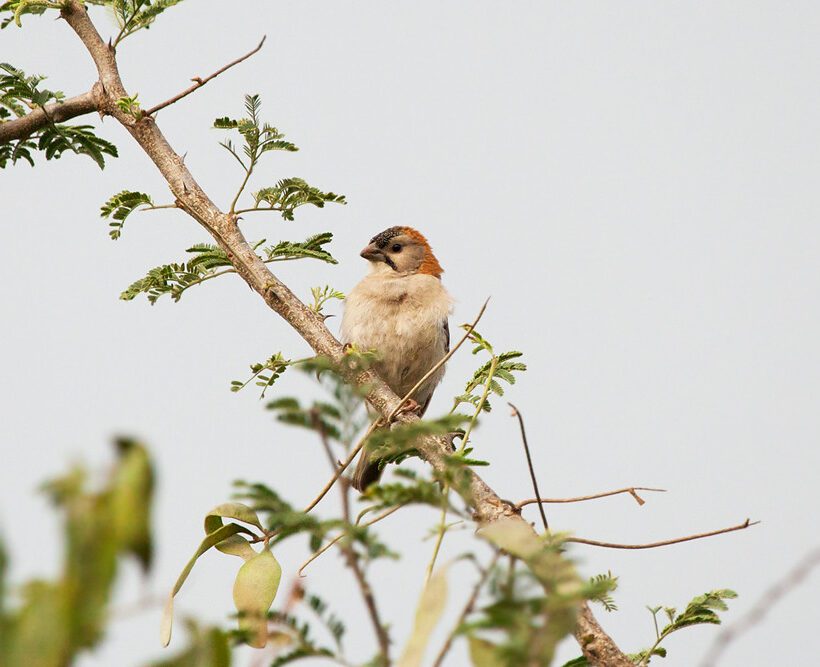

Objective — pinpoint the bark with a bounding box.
[58,2,632,664]
[0,87,100,143]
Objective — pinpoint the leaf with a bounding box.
[233,549,282,648]
[149,621,231,667]
[469,636,504,667]
[0,0,56,29]
[478,519,582,663]
[100,190,153,239]
[109,438,154,571]
[252,178,346,220]
[203,502,264,560]
[397,566,449,667]
[263,232,338,264]
[161,522,255,647]
[0,62,117,168]
[559,658,589,667]
[231,353,290,398]
[122,235,335,304]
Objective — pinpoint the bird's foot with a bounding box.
[392,398,422,420]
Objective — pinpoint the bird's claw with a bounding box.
[392,398,422,420]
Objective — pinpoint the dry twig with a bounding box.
[566,519,759,550]
[700,547,820,667]
[53,3,639,662]
[518,486,666,508]
[508,403,549,531]
[145,37,267,116]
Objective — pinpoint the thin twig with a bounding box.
[55,3,637,662]
[145,36,267,116]
[425,501,450,584]
[311,416,391,661]
[700,547,820,667]
[387,298,489,421]
[508,403,548,532]
[298,505,402,577]
[432,552,500,667]
[301,418,381,515]
[566,519,759,550]
[517,486,666,508]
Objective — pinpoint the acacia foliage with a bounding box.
[0,2,743,666]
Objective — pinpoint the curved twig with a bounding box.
[54,3,642,662]
[566,519,759,550]
[301,418,381,515]
[387,298,489,421]
[700,547,820,666]
[297,505,403,577]
[518,486,667,508]
[508,403,548,531]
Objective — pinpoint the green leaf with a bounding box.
[99,190,154,239]
[231,352,290,398]
[251,178,346,220]
[203,502,264,560]
[148,621,231,667]
[468,636,504,667]
[262,232,338,264]
[3,580,70,666]
[0,0,58,29]
[478,519,582,664]
[161,522,255,647]
[559,658,589,667]
[233,549,282,648]
[122,235,335,304]
[397,565,449,667]
[115,94,142,119]
[109,438,154,571]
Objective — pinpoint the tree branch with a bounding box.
[566,519,759,550]
[0,86,101,143]
[145,36,267,116]
[58,2,633,663]
[518,486,667,508]
[508,403,548,531]
[432,552,500,667]
[312,412,391,662]
[700,547,820,667]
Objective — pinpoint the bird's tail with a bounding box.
[351,448,382,492]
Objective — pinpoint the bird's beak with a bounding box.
[360,244,384,262]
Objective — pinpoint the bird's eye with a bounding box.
[391,243,402,252]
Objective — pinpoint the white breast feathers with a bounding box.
[341,271,452,402]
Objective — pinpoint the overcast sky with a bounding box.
[2,2,819,665]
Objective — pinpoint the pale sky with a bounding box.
[2,2,819,666]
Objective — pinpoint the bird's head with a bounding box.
[359,226,443,278]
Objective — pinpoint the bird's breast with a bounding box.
[341,274,452,396]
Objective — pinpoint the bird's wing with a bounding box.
[418,319,450,418]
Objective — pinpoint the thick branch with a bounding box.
[0,87,100,143]
[59,3,632,664]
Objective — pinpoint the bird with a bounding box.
[341,226,452,491]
